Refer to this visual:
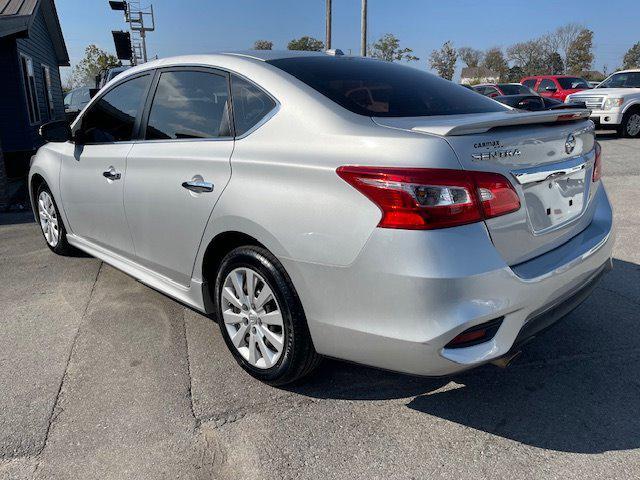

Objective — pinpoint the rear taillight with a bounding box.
[336,166,520,230]
[592,141,602,182]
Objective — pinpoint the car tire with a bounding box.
[35,183,76,256]
[214,245,321,385]
[618,109,640,138]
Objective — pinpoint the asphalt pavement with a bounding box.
[1,132,639,479]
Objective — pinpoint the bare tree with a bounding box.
[429,41,458,80]
[458,47,483,68]
[507,40,547,76]
[552,23,584,71]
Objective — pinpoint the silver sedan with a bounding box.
[30,51,614,385]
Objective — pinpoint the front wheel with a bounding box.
[214,246,321,385]
[36,184,76,256]
[618,110,640,138]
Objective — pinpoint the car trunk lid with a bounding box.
[373,110,598,265]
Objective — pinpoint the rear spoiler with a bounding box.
[411,109,591,136]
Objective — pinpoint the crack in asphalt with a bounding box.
[32,261,103,474]
[181,308,199,430]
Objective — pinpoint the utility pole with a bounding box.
[325,0,332,50]
[360,0,367,56]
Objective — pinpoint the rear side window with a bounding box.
[556,77,589,89]
[231,75,276,136]
[267,56,507,117]
[498,84,530,95]
[145,70,231,140]
[76,75,150,143]
[522,79,536,89]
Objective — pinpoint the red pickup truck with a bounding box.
[520,75,591,102]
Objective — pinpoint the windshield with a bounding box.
[267,56,508,117]
[498,84,533,95]
[598,72,640,88]
[556,77,589,89]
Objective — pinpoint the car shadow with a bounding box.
[285,258,640,454]
[595,130,619,141]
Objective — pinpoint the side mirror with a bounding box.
[39,120,71,143]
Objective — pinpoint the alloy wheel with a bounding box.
[220,267,285,369]
[38,191,59,247]
[627,114,640,137]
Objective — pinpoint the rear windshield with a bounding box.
[267,56,507,117]
[557,77,589,89]
[497,84,532,95]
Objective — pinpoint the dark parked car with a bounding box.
[473,83,535,97]
[63,86,91,122]
[493,94,586,111]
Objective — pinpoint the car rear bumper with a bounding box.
[282,184,614,376]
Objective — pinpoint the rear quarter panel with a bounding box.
[192,106,463,282]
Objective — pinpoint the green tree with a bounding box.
[253,40,273,50]
[458,47,483,68]
[622,42,640,70]
[69,44,121,88]
[429,41,457,80]
[507,65,525,83]
[369,34,418,62]
[546,51,565,75]
[287,36,324,51]
[482,47,509,81]
[566,29,594,75]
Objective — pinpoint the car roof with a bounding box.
[610,69,640,74]
[222,50,329,61]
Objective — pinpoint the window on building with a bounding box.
[20,54,40,124]
[42,65,55,120]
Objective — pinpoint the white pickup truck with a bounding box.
[566,69,640,138]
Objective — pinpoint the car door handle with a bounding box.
[102,167,121,180]
[181,180,214,193]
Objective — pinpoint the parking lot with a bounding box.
[0,132,638,480]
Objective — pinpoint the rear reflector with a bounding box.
[592,141,602,182]
[336,167,520,230]
[445,318,504,349]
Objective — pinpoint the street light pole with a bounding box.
[325,0,331,50]
[360,0,367,56]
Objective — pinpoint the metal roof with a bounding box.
[0,0,69,65]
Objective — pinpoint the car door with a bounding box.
[59,73,152,257]
[123,67,235,285]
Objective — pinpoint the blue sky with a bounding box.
[57,0,639,82]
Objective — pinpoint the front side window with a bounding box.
[267,56,507,117]
[231,75,276,136]
[20,54,40,124]
[537,79,556,92]
[42,66,55,120]
[75,74,150,143]
[598,72,640,89]
[145,70,231,140]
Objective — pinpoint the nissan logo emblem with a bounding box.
[565,134,576,155]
